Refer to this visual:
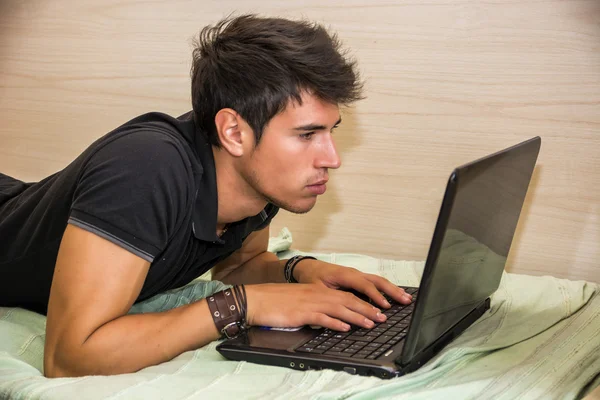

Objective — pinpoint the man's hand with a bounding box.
[292,259,413,310]
[245,283,387,331]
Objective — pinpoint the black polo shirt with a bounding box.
[0,111,279,315]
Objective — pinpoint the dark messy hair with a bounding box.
[190,14,364,147]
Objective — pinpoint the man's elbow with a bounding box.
[44,359,79,378]
[44,363,75,378]
[43,343,95,378]
[44,353,82,378]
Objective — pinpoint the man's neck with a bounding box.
[212,146,267,225]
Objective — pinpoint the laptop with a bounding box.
[217,136,541,379]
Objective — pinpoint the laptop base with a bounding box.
[216,298,491,379]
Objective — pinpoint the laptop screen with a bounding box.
[405,137,540,361]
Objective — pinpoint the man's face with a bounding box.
[240,92,342,214]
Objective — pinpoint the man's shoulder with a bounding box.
[66,113,200,264]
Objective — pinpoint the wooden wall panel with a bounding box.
[1,0,598,283]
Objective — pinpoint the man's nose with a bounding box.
[315,136,342,170]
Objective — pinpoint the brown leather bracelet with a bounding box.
[207,287,248,339]
[207,288,243,339]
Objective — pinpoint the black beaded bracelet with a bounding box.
[284,256,317,283]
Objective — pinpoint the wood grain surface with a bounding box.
[1,0,598,283]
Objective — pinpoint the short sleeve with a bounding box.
[68,130,191,262]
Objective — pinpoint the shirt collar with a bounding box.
[176,111,273,245]
[177,112,222,243]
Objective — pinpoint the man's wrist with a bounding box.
[284,256,317,283]
[206,286,248,339]
[292,256,317,283]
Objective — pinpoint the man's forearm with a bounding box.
[217,251,286,285]
[46,299,219,377]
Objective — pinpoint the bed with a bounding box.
[1,228,599,400]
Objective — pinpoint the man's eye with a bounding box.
[299,132,315,140]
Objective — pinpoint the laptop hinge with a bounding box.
[394,297,491,369]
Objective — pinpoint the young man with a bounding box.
[0,15,412,377]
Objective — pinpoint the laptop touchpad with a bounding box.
[247,326,319,351]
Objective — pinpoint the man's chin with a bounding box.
[284,205,314,215]
[273,198,317,214]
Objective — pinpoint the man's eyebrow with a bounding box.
[293,117,342,131]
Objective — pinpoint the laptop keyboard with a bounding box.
[296,287,419,360]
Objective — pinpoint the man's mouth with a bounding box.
[306,180,328,195]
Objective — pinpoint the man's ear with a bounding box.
[214,108,251,157]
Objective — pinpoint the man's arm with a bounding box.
[212,226,414,309]
[46,225,394,378]
[211,226,287,285]
[44,224,221,377]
